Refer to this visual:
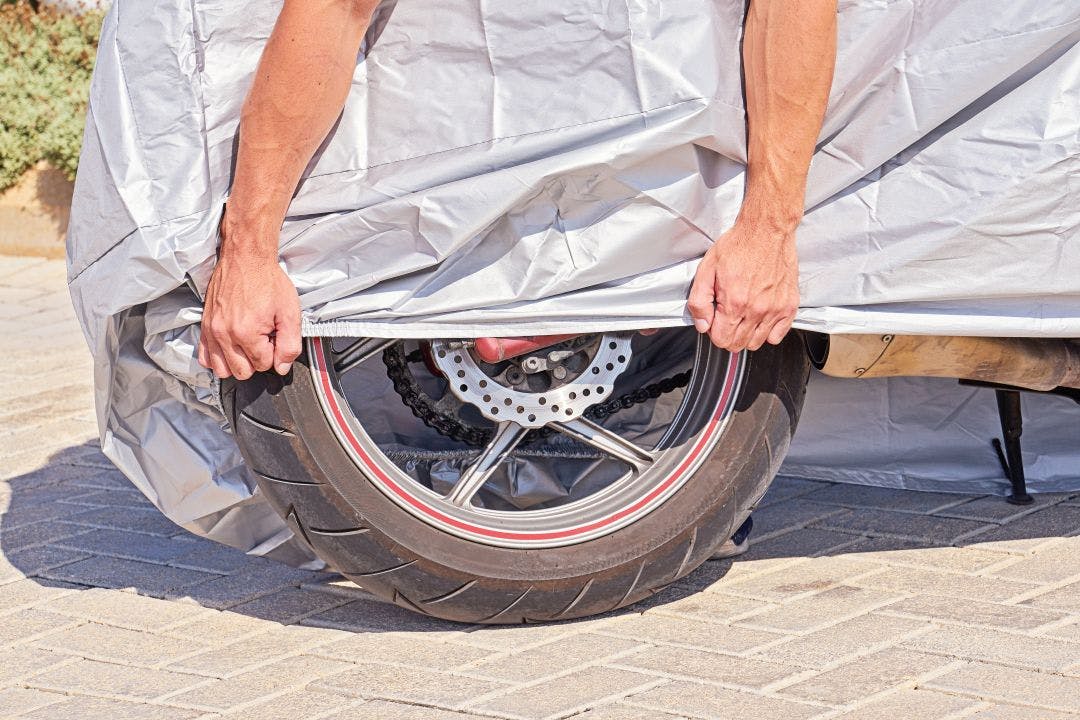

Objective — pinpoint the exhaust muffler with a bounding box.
[810,334,1080,391]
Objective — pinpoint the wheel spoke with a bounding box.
[551,417,655,473]
[445,421,529,507]
[333,338,398,375]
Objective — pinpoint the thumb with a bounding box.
[687,258,716,334]
[272,306,302,376]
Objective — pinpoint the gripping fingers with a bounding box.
[766,314,794,345]
[746,320,774,351]
[708,308,738,350]
[222,343,255,380]
[272,309,302,376]
[203,333,232,379]
[687,263,717,334]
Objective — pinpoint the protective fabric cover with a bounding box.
[67,0,1080,559]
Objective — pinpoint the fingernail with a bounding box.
[276,362,292,375]
[693,319,710,333]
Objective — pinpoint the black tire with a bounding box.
[224,333,810,624]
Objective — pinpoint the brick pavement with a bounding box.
[1,254,1079,719]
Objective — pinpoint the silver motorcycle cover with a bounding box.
[67,0,1080,559]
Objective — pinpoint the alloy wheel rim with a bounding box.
[309,332,745,549]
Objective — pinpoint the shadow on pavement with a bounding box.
[3,441,1078,633]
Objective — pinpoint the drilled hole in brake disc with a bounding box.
[427,334,635,430]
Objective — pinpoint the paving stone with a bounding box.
[878,595,1067,632]
[304,597,469,640]
[313,632,495,669]
[43,587,206,631]
[721,556,882,602]
[748,498,846,541]
[167,626,336,679]
[1040,620,1080,643]
[740,527,860,562]
[936,494,1064,523]
[736,585,901,635]
[0,608,78,646]
[18,696,205,720]
[301,576,380,602]
[313,662,511,708]
[1,488,99,527]
[779,647,957,704]
[961,704,1079,719]
[627,680,821,720]
[40,555,218,596]
[902,624,1080,673]
[0,645,72,685]
[753,614,930,670]
[467,633,644,682]
[613,644,800,690]
[834,537,1013,573]
[163,608,284,644]
[35,621,205,667]
[985,539,1080,584]
[961,505,1080,553]
[642,589,776,624]
[850,566,1039,603]
[320,700,494,720]
[167,540,266,574]
[687,552,803,589]
[0,576,77,614]
[830,687,977,719]
[566,705,692,720]
[177,564,328,610]
[55,528,197,564]
[802,484,963,514]
[60,504,185,537]
[0,686,65,717]
[1021,580,1080,613]
[0,519,89,551]
[0,542,92,585]
[813,508,990,544]
[27,658,206,700]
[925,662,1080,713]
[600,613,784,654]
[165,654,355,712]
[239,688,367,720]
[61,468,133,490]
[471,665,660,719]
[224,587,350,625]
[60,487,155,509]
[757,477,832,507]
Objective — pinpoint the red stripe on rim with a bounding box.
[311,339,738,542]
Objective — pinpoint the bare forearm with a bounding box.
[687,0,835,350]
[740,0,836,231]
[222,0,377,259]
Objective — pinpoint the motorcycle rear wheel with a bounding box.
[226,330,809,623]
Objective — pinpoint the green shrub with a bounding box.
[0,1,104,191]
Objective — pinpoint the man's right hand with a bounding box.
[197,245,301,381]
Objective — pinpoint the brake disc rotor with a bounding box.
[430,333,635,429]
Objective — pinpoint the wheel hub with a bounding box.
[430,333,635,429]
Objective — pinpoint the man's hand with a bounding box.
[197,246,301,380]
[688,219,799,351]
[194,0,375,380]
[690,0,835,351]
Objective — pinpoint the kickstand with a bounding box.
[991,389,1034,505]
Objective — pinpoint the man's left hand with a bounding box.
[687,219,799,352]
